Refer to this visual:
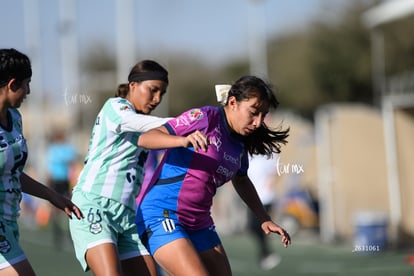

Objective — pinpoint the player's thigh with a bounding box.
[117,206,156,276]
[121,255,157,276]
[69,191,120,272]
[86,243,122,276]
[199,244,232,276]
[186,224,231,275]
[154,238,208,276]
[0,259,35,276]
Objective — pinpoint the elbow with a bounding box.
[137,135,149,148]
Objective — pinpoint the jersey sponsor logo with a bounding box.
[223,152,239,165]
[216,165,234,179]
[162,218,176,233]
[0,235,11,254]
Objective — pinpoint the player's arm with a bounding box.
[20,172,83,219]
[232,175,291,247]
[138,126,208,152]
[120,113,171,132]
[232,175,272,223]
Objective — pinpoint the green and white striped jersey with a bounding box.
[74,97,169,210]
[0,109,28,221]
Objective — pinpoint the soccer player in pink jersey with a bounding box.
[136,75,291,276]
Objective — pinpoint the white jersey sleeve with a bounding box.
[109,98,170,133]
[119,113,171,133]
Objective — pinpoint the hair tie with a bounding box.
[215,84,231,105]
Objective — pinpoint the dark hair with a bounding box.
[227,76,289,156]
[115,83,129,98]
[116,60,168,98]
[0,48,32,88]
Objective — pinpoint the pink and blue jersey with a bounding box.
[137,106,249,231]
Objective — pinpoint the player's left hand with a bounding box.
[261,221,292,248]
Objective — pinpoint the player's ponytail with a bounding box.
[116,83,129,98]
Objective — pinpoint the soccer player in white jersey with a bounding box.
[0,48,83,276]
[69,60,208,276]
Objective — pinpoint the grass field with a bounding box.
[19,222,414,276]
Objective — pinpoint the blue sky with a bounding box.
[1,0,344,98]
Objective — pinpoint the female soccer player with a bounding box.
[69,60,207,276]
[0,48,83,276]
[136,75,291,276]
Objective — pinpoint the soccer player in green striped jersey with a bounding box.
[69,60,208,276]
[0,48,83,276]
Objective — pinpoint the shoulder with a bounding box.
[100,97,136,119]
[173,106,218,126]
[106,97,133,110]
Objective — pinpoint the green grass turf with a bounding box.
[223,231,414,276]
[18,222,414,276]
[19,221,90,276]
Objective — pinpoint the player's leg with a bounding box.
[118,212,158,276]
[189,226,232,276]
[69,191,122,275]
[121,255,157,276]
[154,238,208,276]
[86,243,122,276]
[0,259,35,276]
[199,244,232,276]
[139,218,208,276]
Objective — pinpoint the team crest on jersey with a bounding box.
[189,109,203,121]
[90,223,103,234]
[162,218,176,233]
[120,105,131,111]
[0,235,11,254]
